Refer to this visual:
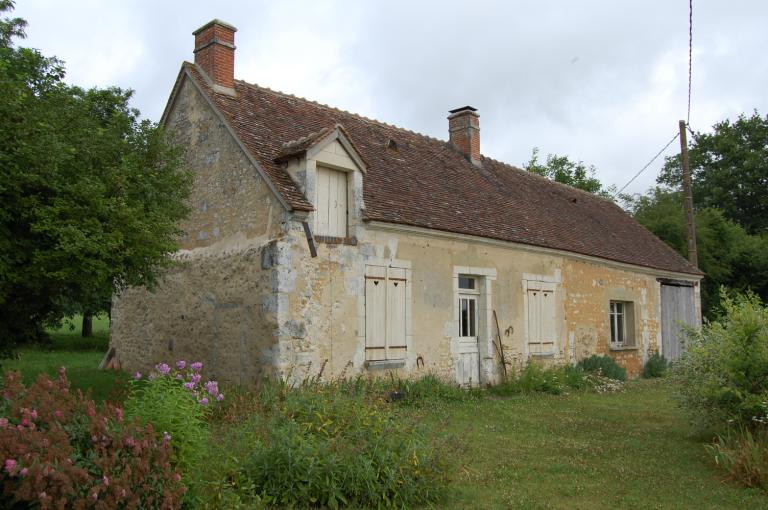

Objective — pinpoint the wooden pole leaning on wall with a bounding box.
[679,120,698,267]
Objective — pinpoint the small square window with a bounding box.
[458,276,475,290]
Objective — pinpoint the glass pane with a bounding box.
[458,276,475,290]
[469,299,476,336]
[460,299,468,337]
[610,314,616,343]
[617,312,625,342]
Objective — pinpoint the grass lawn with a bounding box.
[414,380,768,509]
[2,325,766,508]
[1,314,128,403]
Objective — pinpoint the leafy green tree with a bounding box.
[0,1,192,349]
[627,188,768,318]
[524,148,613,197]
[658,112,768,234]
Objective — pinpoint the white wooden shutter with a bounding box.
[316,167,330,235]
[365,265,387,361]
[365,265,407,361]
[527,281,556,354]
[527,286,542,354]
[316,166,347,237]
[386,267,407,360]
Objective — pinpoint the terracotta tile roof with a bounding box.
[184,63,701,276]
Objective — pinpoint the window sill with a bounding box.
[529,352,556,358]
[315,235,358,246]
[609,345,639,351]
[365,359,405,370]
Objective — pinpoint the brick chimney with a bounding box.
[448,106,481,166]
[193,19,237,92]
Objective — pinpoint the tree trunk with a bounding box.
[81,313,93,337]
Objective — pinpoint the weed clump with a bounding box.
[577,355,627,381]
[643,352,668,378]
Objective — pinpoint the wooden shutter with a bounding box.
[386,267,407,360]
[365,265,407,361]
[365,266,387,361]
[527,281,555,354]
[316,166,347,237]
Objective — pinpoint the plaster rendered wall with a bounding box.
[276,224,684,384]
[110,77,287,384]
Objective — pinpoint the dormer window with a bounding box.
[316,166,348,237]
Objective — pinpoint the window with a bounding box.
[458,277,479,338]
[365,265,407,361]
[609,301,635,348]
[316,166,348,237]
[526,281,556,355]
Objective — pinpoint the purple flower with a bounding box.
[156,363,171,375]
[134,371,142,380]
[175,373,183,380]
[204,380,219,396]
[163,431,172,443]
[190,361,203,372]
[198,397,209,405]
[4,459,17,474]
[176,360,187,370]
[191,373,202,384]
[216,393,225,401]
[183,382,195,391]
[20,467,28,477]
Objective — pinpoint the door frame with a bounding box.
[452,266,497,386]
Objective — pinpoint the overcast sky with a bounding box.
[12,0,768,196]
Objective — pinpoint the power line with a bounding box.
[615,132,680,195]
[687,0,693,124]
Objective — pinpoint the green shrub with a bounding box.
[672,292,768,430]
[125,361,222,480]
[206,380,447,508]
[577,355,627,381]
[706,428,768,489]
[643,352,669,378]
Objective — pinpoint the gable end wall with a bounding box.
[110,77,289,384]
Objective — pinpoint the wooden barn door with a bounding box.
[660,282,696,361]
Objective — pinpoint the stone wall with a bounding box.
[273,222,695,384]
[110,75,288,384]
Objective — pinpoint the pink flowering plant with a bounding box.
[0,369,185,509]
[125,360,223,481]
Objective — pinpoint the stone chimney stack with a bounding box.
[448,106,481,166]
[193,19,237,92]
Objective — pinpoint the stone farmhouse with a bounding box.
[110,20,702,386]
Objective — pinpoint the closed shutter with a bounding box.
[386,267,407,360]
[365,265,407,361]
[316,166,347,237]
[527,281,556,354]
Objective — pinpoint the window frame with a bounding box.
[609,300,636,349]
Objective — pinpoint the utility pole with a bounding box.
[679,120,698,267]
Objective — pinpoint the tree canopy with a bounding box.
[658,111,768,234]
[626,188,768,318]
[0,1,192,348]
[524,148,613,198]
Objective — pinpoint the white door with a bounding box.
[457,287,480,387]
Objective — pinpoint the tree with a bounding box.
[0,1,192,349]
[627,187,768,318]
[658,111,768,234]
[524,148,613,197]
